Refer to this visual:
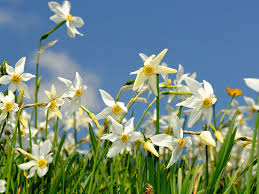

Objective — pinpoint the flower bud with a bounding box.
[143,141,159,157]
[200,131,216,147]
[214,130,223,143]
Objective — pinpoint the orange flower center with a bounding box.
[49,100,56,110]
[178,138,186,148]
[143,65,154,76]
[75,89,82,97]
[11,74,21,84]
[37,159,47,169]
[66,14,73,22]
[121,134,129,143]
[202,98,212,109]
[4,102,13,112]
[112,104,122,115]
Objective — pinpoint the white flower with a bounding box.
[176,77,217,128]
[200,131,216,147]
[0,180,6,193]
[244,78,259,93]
[130,49,177,96]
[93,89,127,120]
[0,91,19,121]
[101,116,143,158]
[18,140,53,178]
[239,96,259,119]
[45,84,64,120]
[48,1,84,38]
[58,72,87,115]
[0,57,35,98]
[150,115,192,168]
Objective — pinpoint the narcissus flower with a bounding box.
[0,180,6,193]
[93,89,127,120]
[18,140,53,178]
[150,115,192,168]
[45,84,64,120]
[130,49,177,96]
[0,91,19,121]
[101,116,143,158]
[58,72,87,115]
[244,78,259,93]
[176,77,217,128]
[0,57,35,98]
[48,1,84,38]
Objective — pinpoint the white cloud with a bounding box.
[0,8,41,30]
[29,50,102,116]
[0,9,15,25]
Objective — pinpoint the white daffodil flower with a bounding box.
[0,91,19,121]
[0,180,6,193]
[200,131,216,147]
[150,115,192,168]
[18,140,53,178]
[48,1,84,38]
[176,77,217,128]
[130,49,177,96]
[15,127,38,150]
[58,72,87,115]
[93,89,127,120]
[45,84,64,120]
[0,57,35,99]
[244,78,259,93]
[101,116,143,158]
[239,96,259,119]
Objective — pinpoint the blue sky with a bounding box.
[1,0,259,123]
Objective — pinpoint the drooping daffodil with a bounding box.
[45,84,64,120]
[130,49,177,96]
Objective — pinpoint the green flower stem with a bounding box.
[218,96,234,129]
[160,91,192,95]
[34,21,66,130]
[160,85,177,89]
[80,105,102,130]
[73,112,77,145]
[135,97,156,131]
[183,130,202,135]
[52,110,60,152]
[205,145,209,187]
[156,74,160,135]
[245,94,259,194]
[44,110,49,141]
[5,109,22,193]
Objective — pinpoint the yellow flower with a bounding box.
[226,87,243,97]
